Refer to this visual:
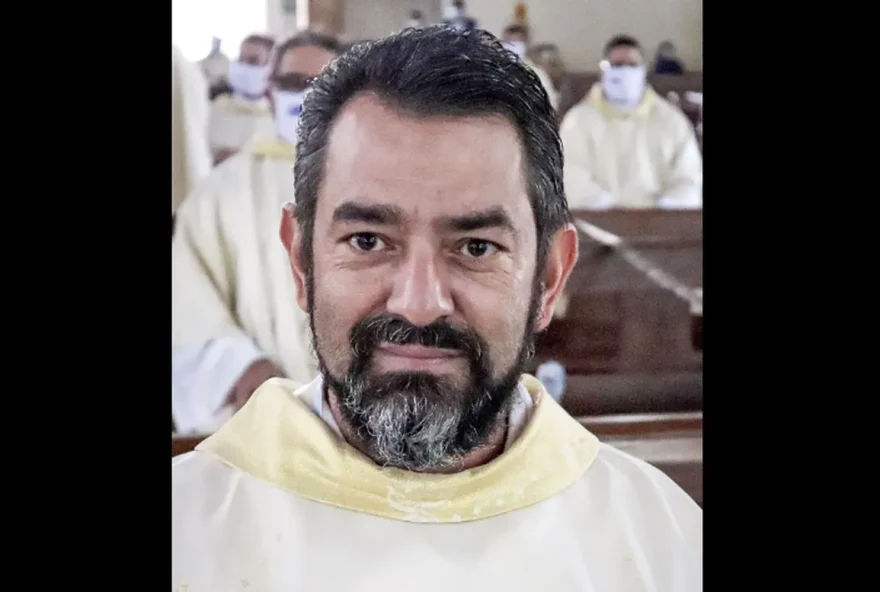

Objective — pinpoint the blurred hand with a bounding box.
[227,359,285,410]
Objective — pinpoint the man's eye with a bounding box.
[348,233,386,252]
[459,239,498,258]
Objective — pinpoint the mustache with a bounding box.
[349,314,483,360]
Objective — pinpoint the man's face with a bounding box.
[239,41,270,66]
[300,94,543,469]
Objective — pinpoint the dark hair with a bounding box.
[270,31,342,79]
[410,9,423,19]
[453,0,465,8]
[294,25,570,283]
[242,34,275,52]
[604,34,641,57]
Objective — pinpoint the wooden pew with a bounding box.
[530,210,702,416]
[172,434,204,457]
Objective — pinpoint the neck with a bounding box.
[325,386,509,474]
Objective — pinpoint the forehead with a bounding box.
[241,40,269,55]
[607,45,643,65]
[279,45,337,77]
[318,93,532,230]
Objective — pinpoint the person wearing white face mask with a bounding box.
[560,35,702,210]
[172,32,340,436]
[443,0,477,31]
[207,34,276,165]
[501,24,559,111]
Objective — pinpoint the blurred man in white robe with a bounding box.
[561,35,702,210]
[173,27,701,591]
[171,32,341,435]
[208,34,276,165]
[171,45,211,216]
[199,37,231,90]
[501,24,559,111]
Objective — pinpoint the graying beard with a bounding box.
[342,374,474,471]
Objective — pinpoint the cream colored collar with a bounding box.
[588,83,658,118]
[251,136,296,161]
[196,375,599,523]
[215,93,272,116]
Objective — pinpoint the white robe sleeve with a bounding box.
[172,160,269,431]
[171,336,264,434]
[560,108,615,209]
[657,112,703,209]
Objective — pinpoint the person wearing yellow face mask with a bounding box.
[208,34,276,165]
[171,32,340,436]
[561,35,702,210]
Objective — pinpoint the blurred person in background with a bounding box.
[561,35,701,210]
[208,34,276,165]
[199,37,231,93]
[407,9,425,28]
[172,45,212,218]
[443,0,477,31]
[171,32,341,435]
[501,24,559,111]
[652,40,685,75]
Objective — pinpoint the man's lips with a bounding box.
[373,344,463,371]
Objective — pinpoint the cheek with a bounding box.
[311,257,387,352]
[453,274,534,364]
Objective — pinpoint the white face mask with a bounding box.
[504,41,527,58]
[272,89,307,145]
[407,19,422,28]
[227,61,270,99]
[602,65,646,110]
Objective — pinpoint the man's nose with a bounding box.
[385,247,454,327]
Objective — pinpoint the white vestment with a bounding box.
[172,45,212,215]
[208,94,274,156]
[172,375,702,591]
[561,84,702,210]
[171,137,315,434]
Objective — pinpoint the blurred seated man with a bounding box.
[171,32,341,435]
[652,40,686,75]
[501,25,559,111]
[561,35,701,209]
[172,45,211,217]
[528,43,566,95]
[443,0,478,30]
[208,34,276,165]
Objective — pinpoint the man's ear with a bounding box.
[536,224,579,331]
[279,202,309,312]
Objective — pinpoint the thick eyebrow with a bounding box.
[331,202,403,226]
[436,207,518,237]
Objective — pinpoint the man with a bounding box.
[501,24,559,110]
[561,35,702,209]
[173,27,701,590]
[443,0,477,30]
[171,45,211,216]
[208,34,276,165]
[406,8,425,28]
[171,32,340,435]
[198,37,231,94]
